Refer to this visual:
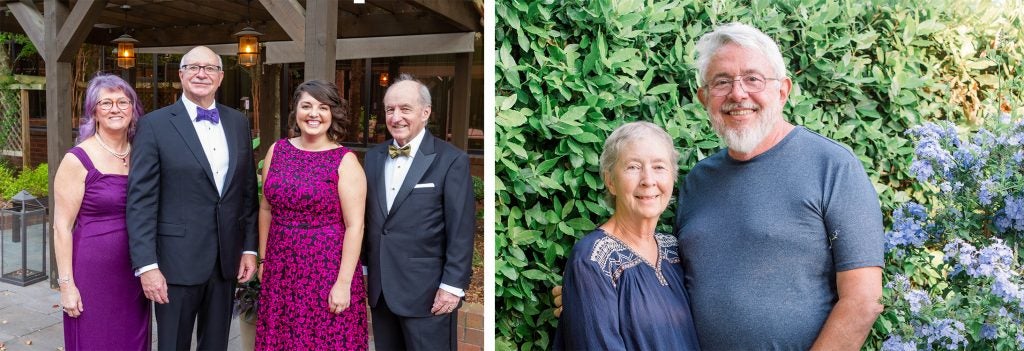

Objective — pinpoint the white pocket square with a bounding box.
[414,183,435,188]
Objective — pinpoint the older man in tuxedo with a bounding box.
[127,46,259,350]
[364,74,476,350]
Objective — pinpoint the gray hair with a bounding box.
[599,121,680,207]
[693,22,787,86]
[389,73,432,107]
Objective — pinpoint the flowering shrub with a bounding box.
[875,115,1024,350]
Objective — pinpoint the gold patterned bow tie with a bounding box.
[388,144,411,158]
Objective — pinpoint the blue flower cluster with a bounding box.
[885,202,930,252]
[944,238,1023,307]
[994,196,1024,233]
[907,122,959,184]
[881,335,917,351]
[905,289,930,314]
[883,117,1024,349]
[916,318,968,350]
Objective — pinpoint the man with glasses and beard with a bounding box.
[674,22,884,350]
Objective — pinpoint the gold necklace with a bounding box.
[95,133,130,167]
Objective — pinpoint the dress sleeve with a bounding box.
[558,241,627,350]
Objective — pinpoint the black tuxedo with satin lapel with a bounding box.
[126,99,258,350]
[365,131,476,349]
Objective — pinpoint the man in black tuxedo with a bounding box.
[364,74,476,350]
[127,46,258,350]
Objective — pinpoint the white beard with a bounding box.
[709,102,780,154]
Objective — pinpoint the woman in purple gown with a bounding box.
[52,74,150,350]
[256,80,368,350]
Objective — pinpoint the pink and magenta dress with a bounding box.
[256,139,368,350]
[63,147,150,351]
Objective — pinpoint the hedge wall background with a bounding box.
[495,0,1024,349]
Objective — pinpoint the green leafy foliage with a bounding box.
[0,163,48,200]
[496,0,1024,348]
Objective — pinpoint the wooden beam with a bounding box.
[407,0,481,32]
[56,0,106,62]
[451,52,470,150]
[263,32,475,64]
[260,0,305,43]
[128,21,290,48]
[7,0,45,56]
[304,0,337,82]
[19,89,28,169]
[44,0,74,289]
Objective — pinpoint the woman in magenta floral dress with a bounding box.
[256,80,368,350]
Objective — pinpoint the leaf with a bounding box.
[497,109,527,128]
[647,83,678,95]
[560,106,589,123]
[521,269,547,280]
[609,48,640,64]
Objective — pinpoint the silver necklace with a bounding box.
[95,133,130,167]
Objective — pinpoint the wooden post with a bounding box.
[451,52,471,150]
[20,89,29,169]
[44,0,72,289]
[303,0,337,82]
[257,64,281,161]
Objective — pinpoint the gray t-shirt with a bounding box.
[674,126,884,350]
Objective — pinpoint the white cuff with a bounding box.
[135,263,159,277]
[242,251,258,256]
[439,283,465,297]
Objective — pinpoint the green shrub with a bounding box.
[0,163,49,200]
[496,0,1024,348]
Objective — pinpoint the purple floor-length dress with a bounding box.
[256,139,367,350]
[63,147,150,351]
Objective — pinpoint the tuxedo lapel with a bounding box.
[168,101,217,190]
[219,105,240,193]
[388,134,436,217]
[371,145,389,217]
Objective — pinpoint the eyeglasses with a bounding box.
[97,99,133,111]
[706,73,781,97]
[180,64,222,75]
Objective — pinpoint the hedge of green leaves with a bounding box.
[496,0,1024,349]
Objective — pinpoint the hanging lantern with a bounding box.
[379,72,389,87]
[234,26,263,68]
[112,34,139,69]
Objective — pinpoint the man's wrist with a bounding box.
[439,283,465,297]
[135,263,159,277]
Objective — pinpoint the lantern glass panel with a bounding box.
[0,192,48,286]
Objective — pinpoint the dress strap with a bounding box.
[68,146,97,172]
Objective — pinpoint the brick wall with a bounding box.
[368,302,484,350]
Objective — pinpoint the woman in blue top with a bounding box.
[555,121,700,350]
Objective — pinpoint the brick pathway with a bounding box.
[0,281,484,350]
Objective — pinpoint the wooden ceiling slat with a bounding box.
[6,0,479,48]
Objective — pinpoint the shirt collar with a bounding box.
[392,129,426,158]
[181,94,217,120]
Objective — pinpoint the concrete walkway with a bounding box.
[0,281,256,351]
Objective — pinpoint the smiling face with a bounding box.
[294,92,332,138]
[178,47,223,106]
[605,139,675,220]
[383,80,431,146]
[697,43,791,155]
[94,88,133,134]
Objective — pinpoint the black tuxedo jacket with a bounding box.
[365,131,476,317]
[126,100,259,285]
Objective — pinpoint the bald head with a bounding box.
[179,46,225,107]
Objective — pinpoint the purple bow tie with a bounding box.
[195,107,220,124]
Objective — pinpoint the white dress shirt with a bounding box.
[181,95,230,194]
[382,130,464,297]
